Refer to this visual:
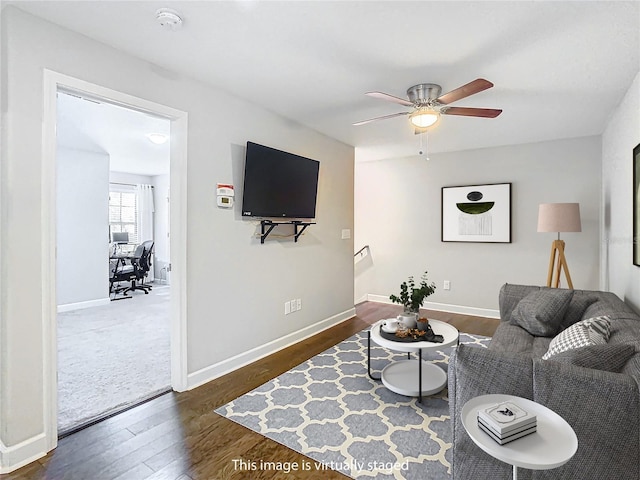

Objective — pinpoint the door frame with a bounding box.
[41,70,188,451]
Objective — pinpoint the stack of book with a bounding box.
[477,401,537,445]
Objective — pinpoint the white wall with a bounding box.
[0,6,354,464]
[151,174,170,283]
[602,70,640,312]
[56,147,109,306]
[109,171,152,185]
[355,136,601,312]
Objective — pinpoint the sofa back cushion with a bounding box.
[499,283,640,327]
[499,284,542,323]
[561,293,598,329]
[510,289,573,336]
[582,291,640,321]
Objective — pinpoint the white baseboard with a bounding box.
[354,294,368,305]
[366,294,500,319]
[187,307,357,390]
[0,434,47,474]
[57,297,111,313]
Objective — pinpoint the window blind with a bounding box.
[109,186,138,244]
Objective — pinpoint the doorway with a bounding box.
[56,91,173,435]
[42,71,188,451]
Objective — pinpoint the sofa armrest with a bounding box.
[533,360,640,480]
[448,344,534,479]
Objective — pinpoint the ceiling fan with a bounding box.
[353,78,502,132]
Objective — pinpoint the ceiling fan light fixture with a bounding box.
[409,108,440,128]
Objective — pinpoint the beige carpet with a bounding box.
[57,284,171,435]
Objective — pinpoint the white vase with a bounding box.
[397,312,418,329]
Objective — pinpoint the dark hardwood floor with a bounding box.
[2,302,498,480]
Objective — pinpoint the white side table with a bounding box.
[368,319,459,402]
[461,394,578,480]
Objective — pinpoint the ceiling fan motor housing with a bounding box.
[407,84,442,105]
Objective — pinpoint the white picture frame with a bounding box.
[441,183,512,243]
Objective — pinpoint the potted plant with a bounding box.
[389,271,436,317]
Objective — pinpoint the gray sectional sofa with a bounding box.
[448,283,640,480]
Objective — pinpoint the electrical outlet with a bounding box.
[290,299,297,312]
[297,298,302,310]
[444,280,451,290]
[285,301,291,315]
[341,229,351,239]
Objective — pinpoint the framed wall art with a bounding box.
[441,183,512,243]
[634,143,640,266]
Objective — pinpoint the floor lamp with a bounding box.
[537,203,581,289]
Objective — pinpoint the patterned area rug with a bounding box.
[216,328,490,479]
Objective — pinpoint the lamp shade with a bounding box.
[537,203,582,233]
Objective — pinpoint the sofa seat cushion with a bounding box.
[489,323,533,354]
[532,336,554,358]
[609,319,640,379]
[510,289,574,337]
[542,316,611,360]
[490,323,554,357]
[622,353,640,378]
[545,343,636,372]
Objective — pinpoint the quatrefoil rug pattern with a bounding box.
[216,330,490,480]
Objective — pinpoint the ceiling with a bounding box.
[8,1,640,162]
[57,92,170,176]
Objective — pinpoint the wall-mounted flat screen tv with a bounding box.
[241,141,320,219]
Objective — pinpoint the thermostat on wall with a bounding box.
[217,183,234,208]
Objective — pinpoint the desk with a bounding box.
[111,242,136,255]
[109,253,134,270]
[109,242,137,268]
[109,252,136,300]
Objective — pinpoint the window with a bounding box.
[109,188,138,244]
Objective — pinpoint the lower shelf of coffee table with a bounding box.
[381,360,447,397]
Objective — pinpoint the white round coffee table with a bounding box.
[461,394,578,480]
[368,319,459,402]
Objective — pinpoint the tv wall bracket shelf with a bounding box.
[260,220,316,244]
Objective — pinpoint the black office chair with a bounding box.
[123,240,154,295]
[136,240,154,291]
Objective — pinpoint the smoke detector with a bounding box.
[156,8,183,31]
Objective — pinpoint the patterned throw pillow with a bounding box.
[510,289,574,337]
[545,343,635,372]
[542,316,611,360]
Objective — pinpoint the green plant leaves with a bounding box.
[389,271,436,311]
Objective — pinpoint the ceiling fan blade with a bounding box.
[442,107,502,118]
[436,79,494,105]
[353,111,409,126]
[365,91,414,107]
